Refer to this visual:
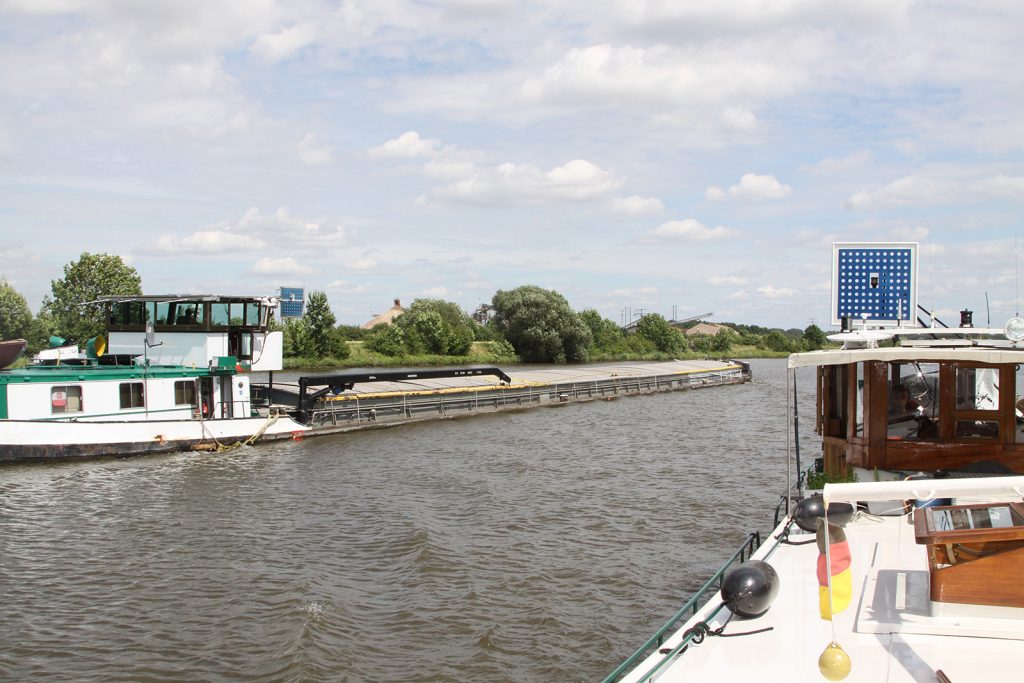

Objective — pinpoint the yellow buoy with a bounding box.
[818,641,851,681]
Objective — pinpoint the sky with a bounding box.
[1,0,1023,330]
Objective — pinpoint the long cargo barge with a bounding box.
[0,293,750,463]
[260,360,751,437]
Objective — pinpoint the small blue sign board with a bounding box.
[279,287,305,318]
[831,243,918,327]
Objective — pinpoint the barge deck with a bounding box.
[258,359,751,439]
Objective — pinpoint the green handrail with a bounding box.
[601,531,764,683]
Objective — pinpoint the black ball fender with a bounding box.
[720,560,780,618]
[793,494,854,532]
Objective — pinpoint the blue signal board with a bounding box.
[831,243,917,326]
[279,287,305,318]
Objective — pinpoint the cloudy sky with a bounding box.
[1,0,1023,329]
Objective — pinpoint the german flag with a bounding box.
[816,518,852,620]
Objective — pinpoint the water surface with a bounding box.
[0,359,818,681]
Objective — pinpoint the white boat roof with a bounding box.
[92,294,280,304]
[788,345,1024,369]
[618,479,1024,683]
[789,325,1024,369]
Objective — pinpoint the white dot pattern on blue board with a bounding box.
[836,248,912,321]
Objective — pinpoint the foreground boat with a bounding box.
[609,476,1024,682]
[607,242,1024,682]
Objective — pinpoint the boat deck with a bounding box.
[619,503,1024,682]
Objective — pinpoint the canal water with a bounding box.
[0,359,818,682]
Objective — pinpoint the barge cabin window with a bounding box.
[51,386,83,414]
[174,380,197,406]
[119,382,145,409]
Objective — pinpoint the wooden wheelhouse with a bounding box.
[793,345,1024,477]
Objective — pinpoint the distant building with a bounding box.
[472,303,494,325]
[684,322,733,337]
[361,298,405,329]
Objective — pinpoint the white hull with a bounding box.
[0,415,309,462]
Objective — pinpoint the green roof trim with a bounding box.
[0,364,233,385]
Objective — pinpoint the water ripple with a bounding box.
[0,360,815,681]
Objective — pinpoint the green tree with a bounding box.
[491,285,592,363]
[302,291,348,358]
[43,253,142,342]
[0,279,33,341]
[365,323,407,356]
[690,334,712,354]
[710,328,736,353]
[336,324,368,342]
[27,310,57,353]
[283,318,314,357]
[803,324,828,350]
[763,329,793,352]
[579,309,625,351]
[635,313,684,353]
[395,299,475,355]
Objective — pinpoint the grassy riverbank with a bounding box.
[282,341,789,370]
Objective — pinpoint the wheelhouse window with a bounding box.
[211,301,261,329]
[174,380,197,406]
[119,382,145,409]
[211,303,231,327]
[887,362,940,440]
[953,365,1000,439]
[171,303,204,326]
[855,363,865,436]
[109,301,148,327]
[51,386,83,414]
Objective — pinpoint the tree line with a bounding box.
[1,253,831,365]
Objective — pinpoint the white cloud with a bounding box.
[419,158,622,206]
[326,280,370,295]
[721,106,759,132]
[609,286,658,297]
[520,43,804,114]
[757,285,799,299]
[250,256,313,275]
[154,229,267,255]
[369,131,443,159]
[728,289,750,300]
[297,133,332,164]
[610,195,664,214]
[349,258,378,271]
[704,186,727,201]
[845,175,957,209]
[802,151,873,174]
[970,174,1024,198]
[645,218,737,241]
[422,159,477,179]
[707,173,792,201]
[421,286,450,297]
[251,22,318,63]
[708,275,747,286]
[144,207,353,257]
[846,173,1024,209]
